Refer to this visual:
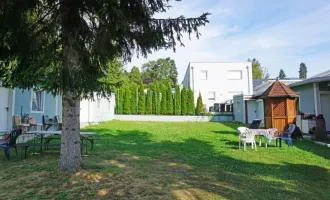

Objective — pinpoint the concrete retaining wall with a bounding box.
[114,115,233,122]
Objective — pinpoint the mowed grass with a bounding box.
[0,121,330,200]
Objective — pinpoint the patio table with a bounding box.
[251,129,273,147]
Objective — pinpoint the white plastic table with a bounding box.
[251,129,271,147]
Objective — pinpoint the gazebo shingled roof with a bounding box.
[259,80,298,99]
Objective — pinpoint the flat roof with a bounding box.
[289,76,330,88]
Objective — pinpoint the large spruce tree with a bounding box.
[0,0,209,172]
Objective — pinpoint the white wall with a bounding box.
[256,99,264,125]
[80,94,115,124]
[247,100,257,124]
[182,62,253,109]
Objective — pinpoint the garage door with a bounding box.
[320,94,330,131]
[0,87,9,130]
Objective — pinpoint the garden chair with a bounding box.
[264,128,277,147]
[0,129,22,160]
[239,129,257,151]
[237,127,248,140]
[276,124,295,147]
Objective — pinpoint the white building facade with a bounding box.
[80,93,116,127]
[182,62,253,110]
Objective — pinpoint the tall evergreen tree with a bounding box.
[130,84,138,114]
[138,84,146,114]
[167,83,174,115]
[175,85,181,115]
[118,87,125,114]
[160,84,167,115]
[123,86,131,114]
[299,63,307,79]
[155,84,161,115]
[0,0,209,171]
[196,92,204,115]
[278,69,287,79]
[181,87,188,115]
[146,88,153,114]
[187,88,195,115]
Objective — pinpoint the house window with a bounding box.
[31,90,44,113]
[200,70,208,80]
[108,100,111,111]
[208,91,215,101]
[227,70,242,80]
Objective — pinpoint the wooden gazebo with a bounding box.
[259,80,298,131]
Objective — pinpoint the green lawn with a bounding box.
[1,121,330,200]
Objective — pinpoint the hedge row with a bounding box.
[115,83,198,115]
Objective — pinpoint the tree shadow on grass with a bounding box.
[84,128,330,200]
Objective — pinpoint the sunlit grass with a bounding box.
[0,121,329,199]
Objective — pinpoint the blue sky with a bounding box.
[128,0,330,82]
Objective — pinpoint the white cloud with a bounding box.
[127,1,330,81]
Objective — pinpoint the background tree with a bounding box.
[181,87,188,115]
[160,84,167,115]
[166,83,174,115]
[248,58,263,79]
[146,88,153,114]
[123,86,131,114]
[299,63,307,79]
[196,92,204,115]
[278,69,287,79]
[138,84,146,114]
[130,66,142,84]
[130,84,138,114]
[175,85,181,115]
[187,88,195,115]
[142,58,178,85]
[0,0,209,171]
[262,67,271,80]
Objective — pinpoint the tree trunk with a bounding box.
[59,91,81,172]
[59,0,82,172]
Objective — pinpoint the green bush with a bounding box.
[160,84,167,115]
[146,88,152,114]
[117,87,125,114]
[175,85,181,115]
[187,87,195,115]
[123,86,131,114]
[196,92,204,115]
[166,83,173,115]
[138,83,145,114]
[181,87,187,115]
[130,84,138,114]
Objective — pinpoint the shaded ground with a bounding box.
[0,121,329,200]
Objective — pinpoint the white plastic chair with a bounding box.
[265,128,277,147]
[237,127,248,141]
[239,129,257,151]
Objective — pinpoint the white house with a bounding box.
[182,62,253,110]
[80,94,116,127]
